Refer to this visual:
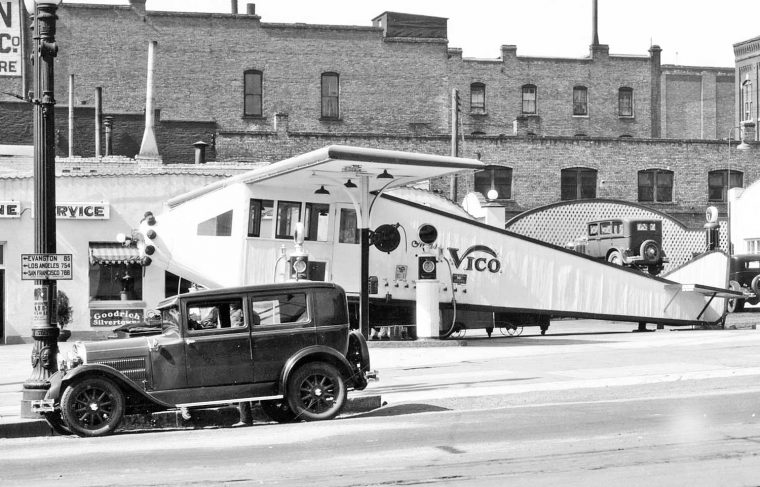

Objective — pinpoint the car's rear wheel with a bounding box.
[287,362,346,421]
[607,251,623,265]
[61,376,125,437]
[647,265,663,276]
[260,399,296,423]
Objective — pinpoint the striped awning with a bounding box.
[89,243,142,265]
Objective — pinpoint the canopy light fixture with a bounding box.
[314,185,330,195]
[377,169,394,179]
[344,179,357,188]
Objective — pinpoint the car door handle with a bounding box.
[185,339,197,345]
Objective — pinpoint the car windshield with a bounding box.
[161,306,180,335]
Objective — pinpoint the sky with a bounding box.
[62,0,760,67]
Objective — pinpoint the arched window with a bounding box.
[470,82,485,111]
[522,84,537,114]
[475,165,512,200]
[708,169,743,202]
[321,72,340,119]
[742,80,753,122]
[561,167,596,200]
[573,86,588,116]
[638,169,673,202]
[243,70,263,117]
[619,87,634,117]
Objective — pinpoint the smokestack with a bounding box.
[138,41,160,159]
[68,74,74,158]
[592,0,599,46]
[95,87,102,158]
[230,0,238,14]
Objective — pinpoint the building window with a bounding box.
[561,167,597,200]
[244,70,262,117]
[708,170,743,202]
[197,210,233,236]
[275,201,302,239]
[470,82,485,111]
[88,243,143,301]
[321,72,340,119]
[474,165,512,200]
[248,199,274,238]
[619,87,634,117]
[742,80,752,121]
[304,203,329,242]
[165,271,194,298]
[522,85,537,114]
[638,169,673,202]
[573,86,588,116]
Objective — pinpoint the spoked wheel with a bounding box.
[287,363,346,421]
[500,325,523,337]
[260,399,297,423]
[451,327,466,339]
[43,411,71,436]
[61,376,125,437]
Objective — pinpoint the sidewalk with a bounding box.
[2,316,758,438]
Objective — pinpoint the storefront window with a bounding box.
[338,208,359,244]
[248,199,274,238]
[304,203,329,242]
[276,201,301,239]
[89,243,143,301]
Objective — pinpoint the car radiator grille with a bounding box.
[92,357,147,382]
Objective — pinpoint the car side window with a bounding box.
[186,297,246,332]
[612,222,622,234]
[251,293,309,326]
[600,222,612,235]
[588,223,598,237]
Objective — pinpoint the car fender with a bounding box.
[348,330,370,372]
[278,346,355,394]
[49,364,172,409]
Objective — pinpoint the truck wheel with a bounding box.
[607,251,623,265]
[727,281,744,313]
[260,400,296,423]
[61,376,125,437]
[287,362,346,421]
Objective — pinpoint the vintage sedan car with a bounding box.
[566,218,669,275]
[33,282,371,437]
[727,254,760,312]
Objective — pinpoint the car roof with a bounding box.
[155,281,342,309]
[587,218,660,225]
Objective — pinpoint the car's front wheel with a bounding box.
[260,399,296,423]
[287,362,346,421]
[60,376,125,437]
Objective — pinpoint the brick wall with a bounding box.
[219,131,758,228]
[3,3,729,145]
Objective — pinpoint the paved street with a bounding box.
[2,317,760,485]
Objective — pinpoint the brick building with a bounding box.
[0,0,753,226]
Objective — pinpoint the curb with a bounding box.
[0,395,383,439]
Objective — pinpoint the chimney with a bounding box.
[138,41,161,160]
[193,141,208,164]
[247,3,256,15]
[129,0,146,16]
[591,0,599,46]
[230,0,237,14]
[104,116,114,156]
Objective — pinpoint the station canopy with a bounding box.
[169,145,485,208]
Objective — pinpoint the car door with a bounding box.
[250,290,315,385]
[183,295,253,388]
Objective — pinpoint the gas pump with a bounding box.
[287,223,309,281]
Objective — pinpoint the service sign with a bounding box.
[0,201,21,218]
[90,309,144,327]
[21,254,73,280]
[56,202,110,220]
[0,0,22,77]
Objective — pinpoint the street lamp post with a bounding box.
[20,0,61,418]
[726,126,750,257]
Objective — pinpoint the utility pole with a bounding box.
[21,0,61,418]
